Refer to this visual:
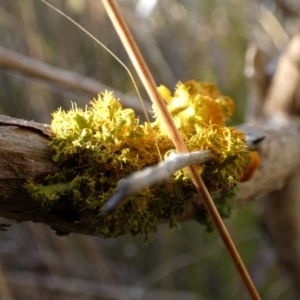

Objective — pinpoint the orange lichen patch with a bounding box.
[185,80,234,119]
[239,151,260,182]
[155,81,250,187]
[184,80,221,99]
[156,81,233,133]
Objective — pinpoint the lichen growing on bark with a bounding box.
[27,81,251,239]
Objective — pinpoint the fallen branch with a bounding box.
[1,115,300,237]
[104,150,213,213]
[0,46,150,114]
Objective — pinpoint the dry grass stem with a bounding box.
[101,0,261,299]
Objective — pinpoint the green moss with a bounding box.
[27,82,251,239]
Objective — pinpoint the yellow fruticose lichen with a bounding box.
[27,81,251,239]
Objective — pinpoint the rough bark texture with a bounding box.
[0,117,102,236]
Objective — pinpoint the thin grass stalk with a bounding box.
[101,1,261,299]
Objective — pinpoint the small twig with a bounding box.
[105,128,266,212]
[104,150,213,212]
[0,46,149,114]
[101,1,261,299]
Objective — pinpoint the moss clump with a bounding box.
[27,81,250,239]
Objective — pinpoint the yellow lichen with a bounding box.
[27,81,251,238]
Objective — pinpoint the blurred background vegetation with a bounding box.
[0,0,299,299]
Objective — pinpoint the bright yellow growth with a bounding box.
[28,81,250,239]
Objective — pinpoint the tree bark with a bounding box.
[0,116,102,236]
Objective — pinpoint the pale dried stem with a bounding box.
[104,150,213,212]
